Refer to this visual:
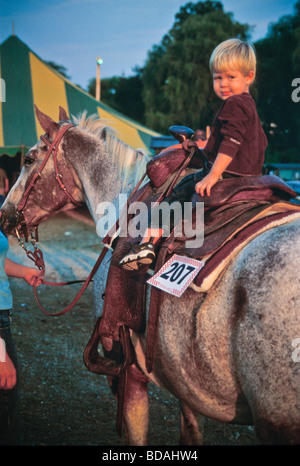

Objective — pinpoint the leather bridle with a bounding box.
[15,123,80,244]
[12,122,111,316]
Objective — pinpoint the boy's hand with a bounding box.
[195,172,219,196]
[195,152,232,196]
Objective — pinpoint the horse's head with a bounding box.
[0,106,83,239]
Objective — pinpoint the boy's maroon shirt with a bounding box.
[203,92,268,176]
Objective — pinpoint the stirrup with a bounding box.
[83,318,134,376]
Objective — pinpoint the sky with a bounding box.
[0,0,298,90]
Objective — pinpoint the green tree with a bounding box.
[87,71,145,124]
[142,1,250,134]
[255,0,300,163]
[46,61,71,80]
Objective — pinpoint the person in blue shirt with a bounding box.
[0,196,43,444]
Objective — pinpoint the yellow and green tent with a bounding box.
[0,34,160,161]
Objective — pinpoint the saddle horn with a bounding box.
[169,125,194,143]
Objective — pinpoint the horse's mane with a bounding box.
[72,111,149,188]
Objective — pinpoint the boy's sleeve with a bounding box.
[217,97,249,159]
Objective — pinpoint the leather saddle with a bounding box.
[193,174,295,209]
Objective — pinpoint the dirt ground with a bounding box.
[6,208,259,447]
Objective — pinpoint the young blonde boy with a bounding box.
[120,38,268,270]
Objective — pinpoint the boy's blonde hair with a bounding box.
[209,38,256,81]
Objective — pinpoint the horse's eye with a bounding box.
[24,156,34,166]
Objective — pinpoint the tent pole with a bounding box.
[20,144,24,169]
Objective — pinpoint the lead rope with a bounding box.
[16,224,109,316]
[32,246,109,316]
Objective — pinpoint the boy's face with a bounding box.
[213,69,254,100]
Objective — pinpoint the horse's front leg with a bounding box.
[122,364,149,446]
[179,401,204,445]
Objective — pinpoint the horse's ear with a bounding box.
[34,105,59,136]
[59,106,70,121]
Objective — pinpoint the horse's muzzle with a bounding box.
[0,206,18,236]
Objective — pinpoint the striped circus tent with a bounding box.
[0,34,161,161]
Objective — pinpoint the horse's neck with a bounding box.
[77,144,146,226]
[85,171,137,222]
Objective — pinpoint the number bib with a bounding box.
[147,254,204,297]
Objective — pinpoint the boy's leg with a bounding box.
[119,171,204,270]
[119,190,182,270]
[140,228,164,245]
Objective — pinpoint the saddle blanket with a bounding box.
[191,207,300,292]
[146,208,300,297]
[153,202,300,294]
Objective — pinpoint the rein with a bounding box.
[29,173,148,316]
[32,246,109,316]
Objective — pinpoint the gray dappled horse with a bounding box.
[1,107,300,445]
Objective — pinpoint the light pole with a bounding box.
[96,56,103,101]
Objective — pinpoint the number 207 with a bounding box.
[160,262,196,285]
